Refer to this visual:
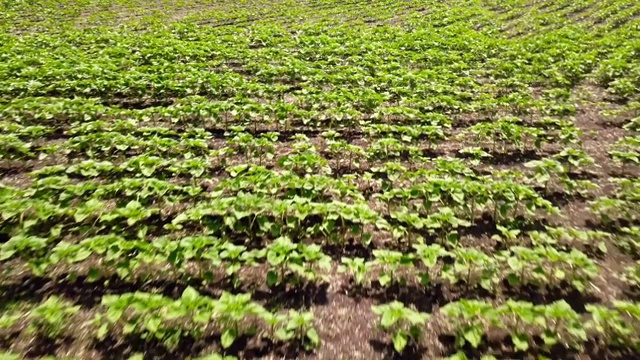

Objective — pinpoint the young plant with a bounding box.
[371,301,430,353]
[458,146,492,165]
[553,147,595,174]
[440,300,500,349]
[28,296,80,339]
[264,237,330,287]
[370,249,415,287]
[212,292,265,349]
[339,257,373,287]
[275,310,320,350]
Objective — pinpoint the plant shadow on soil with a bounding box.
[343,280,599,314]
[369,340,427,360]
[586,218,640,234]
[438,335,640,360]
[0,273,331,310]
[0,276,199,308]
[24,335,74,358]
[622,285,640,302]
[93,332,311,360]
[322,240,376,260]
[456,149,545,165]
[500,282,601,312]
[0,161,34,176]
[252,281,330,309]
[537,189,592,207]
[0,332,19,354]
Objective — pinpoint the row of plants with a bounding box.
[1,231,605,294]
[0,94,581,132]
[373,299,640,355]
[1,171,575,243]
[11,292,639,359]
[342,244,599,292]
[1,235,331,286]
[590,178,640,225]
[0,288,319,352]
[1,0,639,359]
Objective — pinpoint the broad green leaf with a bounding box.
[507,257,522,271]
[87,268,102,282]
[463,326,483,348]
[380,310,397,328]
[221,327,237,349]
[146,317,161,333]
[512,332,529,351]
[448,351,469,360]
[598,241,607,253]
[306,328,320,347]
[141,165,156,177]
[541,330,557,346]
[506,273,521,286]
[392,331,408,352]
[123,322,136,335]
[266,270,278,287]
[378,274,391,287]
[181,286,199,302]
[97,323,109,340]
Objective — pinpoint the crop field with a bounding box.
[1,0,640,359]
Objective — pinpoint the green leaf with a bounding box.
[123,322,136,335]
[306,327,320,347]
[541,329,557,346]
[87,268,102,283]
[266,270,278,287]
[419,272,431,286]
[141,165,156,177]
[447,351,469,360]
[275,328,292,341]
[506,273,521,286]
[203,271,215,283]
[392,331,408,352]
[567,323,587,341]
[146,317,161,333]
[181,286,199,302]
[597,241,607,253]
[507,257,522,271]
[512,332,529,351]
[463,326,483,348]
[378,274,391,287]
[221,327,237,349]
[97,323,109,340]
[106,307,124,323]
[380,310,397,328]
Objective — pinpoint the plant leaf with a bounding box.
[464,326,483,348]
[266,270,278,287]
[221,327,237,349]
[306,328,320,347]
[512,332,529,351]
[392,331,408,353]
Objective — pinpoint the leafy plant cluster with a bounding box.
[1,234,331,288]
[590,178,640,225]
[373,299,640,355]
[341,243,599,293]
[1,289,319,351]
[1,0,640,359]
